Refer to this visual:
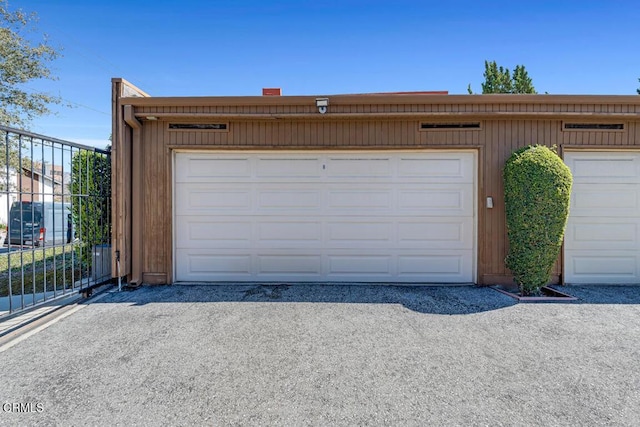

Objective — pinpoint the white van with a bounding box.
[8,201,72,247]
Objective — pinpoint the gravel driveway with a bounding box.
[1,284,639,426]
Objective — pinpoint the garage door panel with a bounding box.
[567,252,639,284]
[257,221,323,246]
[175,156,252,182]
[187,190,250,210]
[326,221,393,245]
[177,216,473,251]
[398,218,472,249]
[327,255,392,275]
[258,255,322,275]
[258,190,322,209]
[398,254,467,277]
[571,184,640,217]
[176,252,253,280]
[564,152,640,284]
[398,154,474,183]
[565,219,639,250]
[399,185,473,215]
[256,157,323,178]
[177,183,474,216]
[175,219,252,249]
[175,185,252,213]
[327,190,392,210]
[174,151,476,283]
[177,249,474,282]
[327,157,392,177]
[566,154,640,184]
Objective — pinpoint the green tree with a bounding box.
[468,60,537,94]
[0,0,62,128]
[637,78,639,95]
[512,65,536,94]
[70,151,111,269]
[0,1,62,191]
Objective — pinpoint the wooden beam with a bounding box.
[122,104,143,285]
[132,111,640,121]
[124,105,142,129]
[120,94,640,107]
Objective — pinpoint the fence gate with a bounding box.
[0,126,111,319]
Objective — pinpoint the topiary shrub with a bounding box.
[503,145,573,295]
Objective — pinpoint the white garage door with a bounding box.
[174,151,476,283]
[564,152,640,284]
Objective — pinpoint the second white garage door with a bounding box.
[174,151,476,283]
[564,151,640,284]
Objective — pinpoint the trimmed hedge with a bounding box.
[70,150,111,268]
[503,145,573,295]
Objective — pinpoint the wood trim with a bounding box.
[135,112,640,121]
[111,79,120,278]
[111,80,133,278]
[142,272,168,285]
[476,146,485,286]
[481,274,561,286]
[562,145,640,151]
[557,144,565,286]
[130,125,143,285]
[111,78,151,98]
[166,145,173,285]
[124,105,141,129]
[121,94,640,107]
[167,144,484,151]
[124,99,143,283]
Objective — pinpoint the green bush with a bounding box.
[70,150,111,269]
[503,145,573,295]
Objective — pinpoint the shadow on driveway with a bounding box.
[560,284,640,304]
[91,283,640,315]
[94,284,519,315]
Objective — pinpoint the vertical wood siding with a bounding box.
[123,101,640,285]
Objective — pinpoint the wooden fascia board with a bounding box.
[120,94,640,108]
[112,78,151,98]
[133,111,640,121]
[124,105,142,128]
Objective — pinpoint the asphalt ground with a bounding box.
[0,284,639,426]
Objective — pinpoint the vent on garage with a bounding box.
[420,122,481,130]
[168,123,228,131]
[563,122,625,131]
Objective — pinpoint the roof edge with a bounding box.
[119,93,640,107]
[112,78,151,98]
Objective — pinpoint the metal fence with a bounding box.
[0,126,111,318]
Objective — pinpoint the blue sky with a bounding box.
[10,0,640,148]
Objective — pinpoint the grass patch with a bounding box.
[0,245,89,298]
[1,246,70,272]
